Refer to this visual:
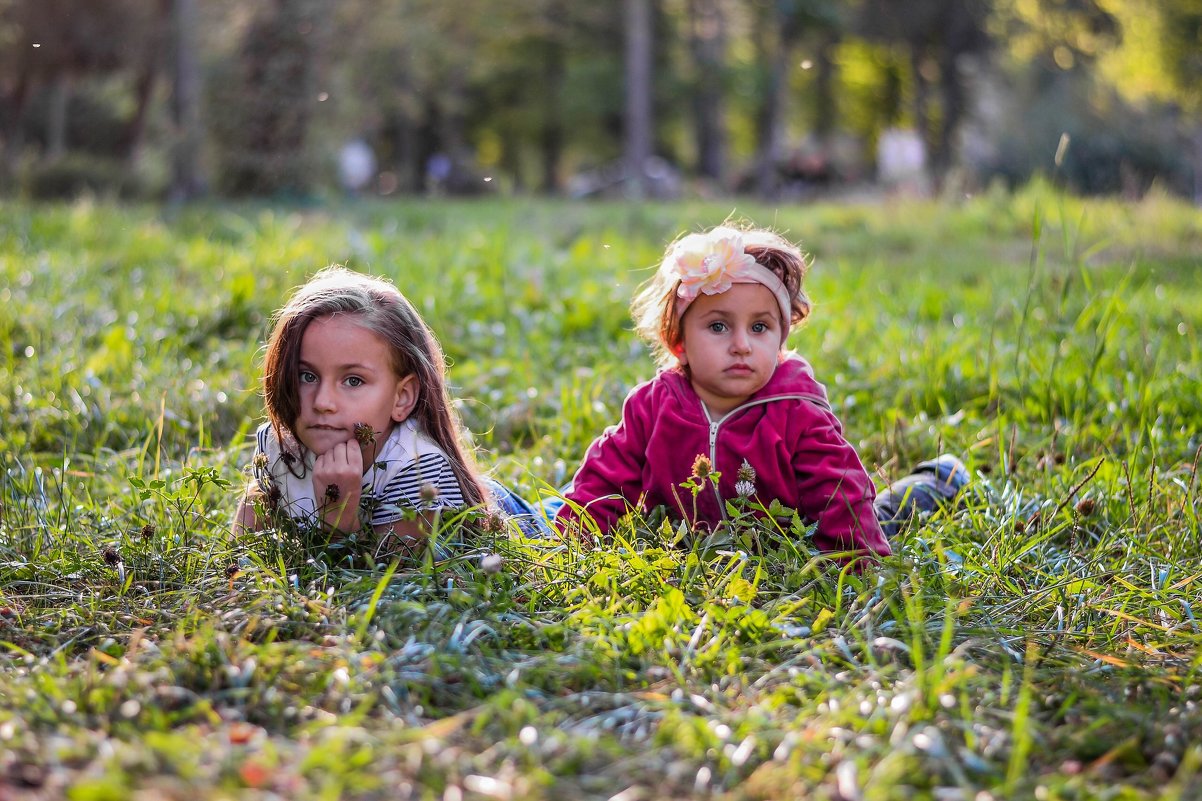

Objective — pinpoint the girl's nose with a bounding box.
[313,382,336,412]
[730,329,751,354]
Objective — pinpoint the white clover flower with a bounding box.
[735,459,757,497]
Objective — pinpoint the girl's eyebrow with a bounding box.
[298,358,379,372]
[697,305,777,319]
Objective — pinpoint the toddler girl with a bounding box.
[554,225,965,559]
[233,266,522,556]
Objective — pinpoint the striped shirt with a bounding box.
[252,418,465,528]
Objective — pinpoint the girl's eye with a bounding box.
[708,321,727,333]
[299,371,317,384]
[345,376,364,388]
[751,322,768,333]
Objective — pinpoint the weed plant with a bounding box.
[1,185,1200,799]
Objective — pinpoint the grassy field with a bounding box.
[1,186,1201,800]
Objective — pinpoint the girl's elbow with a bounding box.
[232,496,263,534]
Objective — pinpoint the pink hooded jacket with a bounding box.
[555,354,891,557]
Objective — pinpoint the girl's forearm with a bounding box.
[232,483,265,534]
[373,520,427,559]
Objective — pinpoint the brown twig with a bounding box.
[1048,459,1105,526]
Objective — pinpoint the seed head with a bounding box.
[481,512,506,534]
[353,423,377,447]
[324,483,341,503]
[735,480,756,498]
[252,453,269,471]
[140,523,157,540]
[1018,511,1041,533]
[736,459,757,484]
[102,546,122,566]
[419,482,439,504]
[1075,497,1096,517]
[225,562,240,579]
[480,553,503,574]
[691,454,713,480]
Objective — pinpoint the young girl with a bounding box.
[554,224,965,559]
[234,266,511,556]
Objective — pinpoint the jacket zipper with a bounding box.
[701,392,833,521]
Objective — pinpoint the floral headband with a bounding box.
[661,229,793,330]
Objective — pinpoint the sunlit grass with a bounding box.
[1,186,1201,799]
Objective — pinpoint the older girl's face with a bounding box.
[294,314,415,462]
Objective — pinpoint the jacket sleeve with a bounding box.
[554,385,652,536]
[790,405,892,558]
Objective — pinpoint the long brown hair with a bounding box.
[262,266,486,506]
[631,224,812,368]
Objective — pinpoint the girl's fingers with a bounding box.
[313,441,364,505]
[341,441,363,474]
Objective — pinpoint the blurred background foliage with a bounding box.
[0,0,1199,202]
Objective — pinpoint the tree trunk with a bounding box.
[1193,126,1202,206]
[170,0,203,200]
[754,28,789,197]
[687,0,726,184]
[909,47,931,166]
[539,36,565,193]
[2,66,32,169]
[46,75,71,161]
[503,132,525,193]
[624,0,653,198]
[125,56,161,168]
[812,33,838,141]
[935,50,965,182]
[390,110,419,193]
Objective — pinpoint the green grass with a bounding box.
[2,184,1201,799]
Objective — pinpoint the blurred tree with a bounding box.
[683,0,729,184]
[749,0,841,197]
[625,0,654,197]
[1158,0,1202,110]
[979,0,1197,196]
[0,0,165,167]
[461,0,620,193]
[330,0,424,193]
[1157,0,1202,200]
[209,0,329,196]
[857,0,991,182]
[169,0,204,200]
[990,0,1119,74]
[331,0,605,194]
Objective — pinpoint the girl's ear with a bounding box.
[673,341,688,366]
[391,374,419,422]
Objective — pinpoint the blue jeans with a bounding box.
[872,455,968,538]
[485,479,559,536]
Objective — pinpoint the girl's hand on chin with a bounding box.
[313,440,364,532]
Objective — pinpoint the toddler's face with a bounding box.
[294,314,414,463]
[678,283,783,417]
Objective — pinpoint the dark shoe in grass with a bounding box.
[874,454,969,539]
